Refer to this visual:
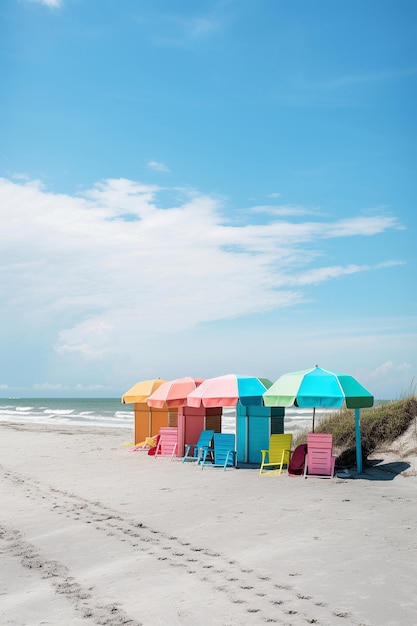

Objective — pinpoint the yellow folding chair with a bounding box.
[260,434,292,475]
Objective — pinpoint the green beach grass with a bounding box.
[294,395,417,469]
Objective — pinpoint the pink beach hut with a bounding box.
[147,377,222,457]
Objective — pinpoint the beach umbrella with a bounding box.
[121,379,166,404]
[147,377,205,409]
[263,366,374,474]
[187,374,273,408]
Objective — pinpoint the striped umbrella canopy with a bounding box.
[187,374,273,408]
[147,377,204,408]
[263,366,374,474]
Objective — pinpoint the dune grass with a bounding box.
[294,395,417,468]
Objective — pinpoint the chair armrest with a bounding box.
[223,450,237,470]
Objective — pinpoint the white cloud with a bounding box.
[250,204,316,217]
[370,361,395,377]
[27,0,62,8]
[0,176,405,363]
[285,264,368,286]
[55,319,115,359]
[375,260,407,269]
[151,14,223,46]
[147,160,170,173]
[365,361,415,399]
[32,382,69,390]
[369,360,413,380]
[321,215,404,238]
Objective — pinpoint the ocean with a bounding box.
[0,397,332,433]
[0,398,133,429]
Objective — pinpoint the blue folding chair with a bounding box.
[201,433,236,470]
[182,429,214,463]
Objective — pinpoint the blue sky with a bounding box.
[1,0,416,400]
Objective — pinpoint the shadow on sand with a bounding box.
[336,459,413,481]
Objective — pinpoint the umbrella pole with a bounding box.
[312,407,316,433]
[355,408,363,474]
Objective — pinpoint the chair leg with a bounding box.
[278,450,285,475]
[182,445,191,463]
[201,448,209,469]
[259,451,267,475]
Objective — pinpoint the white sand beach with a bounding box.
[1,421,416,626]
